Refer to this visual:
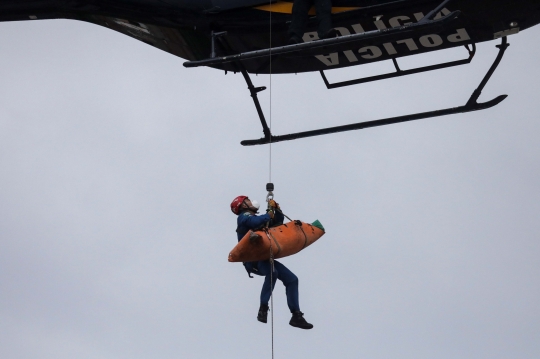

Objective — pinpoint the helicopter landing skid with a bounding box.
[184,7,459,69]
[240,36,509,146]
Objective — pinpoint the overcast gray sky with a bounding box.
[0,18,539,359]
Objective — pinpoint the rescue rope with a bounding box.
[268,3,274,359]
[261,227,275,359]
[269,232,275,359]
[269,0,273,185]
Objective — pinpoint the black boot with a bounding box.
[321,28,338,39]
[288,34,303,45]
[289,311,313,329]
[257,304,269,323]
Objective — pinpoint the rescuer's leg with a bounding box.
[272,261,314,329]
[257,260,278,322]
[315,0,336,39]
[288,0,313,43]
[272,261,300,312]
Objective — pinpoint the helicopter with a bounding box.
[2,0,539,145]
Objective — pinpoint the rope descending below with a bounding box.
[269,235,275,359]
[267,1,274,357]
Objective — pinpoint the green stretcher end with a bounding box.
[311,220,325,232]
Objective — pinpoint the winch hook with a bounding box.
[266,182,274,202]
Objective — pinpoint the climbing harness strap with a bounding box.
[245,259,260,278]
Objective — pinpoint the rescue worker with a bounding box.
[288,0,336,44]
[231,195,314,330]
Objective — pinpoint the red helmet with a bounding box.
[230,196,248,215]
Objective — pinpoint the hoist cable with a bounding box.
[268,5,274,359]
[269,0,273,185]
[270,237,275,359]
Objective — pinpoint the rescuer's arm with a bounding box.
[238,212,271,230]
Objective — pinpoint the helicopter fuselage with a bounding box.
[0,0,539,74]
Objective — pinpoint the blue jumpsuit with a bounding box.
[237,211,301,313]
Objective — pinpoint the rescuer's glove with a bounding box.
[268,200,280,209]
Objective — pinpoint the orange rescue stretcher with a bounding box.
[228,220,325,263]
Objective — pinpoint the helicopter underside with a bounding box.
[0,0,539,74]
[0,0,538,144]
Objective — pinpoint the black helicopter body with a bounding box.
[1,0,539,144]
[1,0,538,73]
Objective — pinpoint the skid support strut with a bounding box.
[211,33,273,141]
[241,37,510,146]
[240,68,271,140]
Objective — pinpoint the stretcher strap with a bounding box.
[277,208,293,222]
[296,221,309,250]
